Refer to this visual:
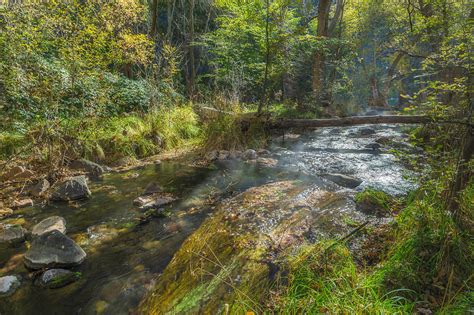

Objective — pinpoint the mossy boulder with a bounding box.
[141,180,364,313]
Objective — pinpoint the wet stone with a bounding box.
[32,216,66,237]
[36,269,80,289]
[359,128,376,136]
[0,225,26,244]
[242,149,257,160]
[143,182,163,195]
[50,175,91,201]
[322,173,363,189]
[134,193,176,211]
[70,159,104,178]
[24,230,86,269]
[0,275,21,297]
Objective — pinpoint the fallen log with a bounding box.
[266,115,429,129]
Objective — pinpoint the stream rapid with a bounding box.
[0,124,419,314]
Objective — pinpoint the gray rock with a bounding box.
[321,173,363,189]
[359,128,376,136]
[365,143,382,151]
[24,230,86,269]
[36,269,80,289]
[143,182,163,195]
[32,216,66,237]
[70,159,104,178]
[256,158,278,167]
[242,149,257,160]
[133,194,176,211]
[0,225,26,244]
[30,179,50,197]
[50,176,91,201]
[0,275,21,297]
[257,149,271,156]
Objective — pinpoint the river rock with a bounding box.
[50,176,91,201]
[70,159,104,178]
[143,182,163,195]
[359,128,376,136]
[0,225,26,244]
[140,181,362,313]
[256,157,278,167]
[12,198,34,209]
[32,216,66,237]
[30,179,50,197]
[0,275,21,297]
[133,193,176,211]
[257,149,271,156]
[365,143,382,151]
[1,166,34,181]
[36,269,79,289]
[322,173,363,188]
[242,149,257,160]
[24,230,86,269]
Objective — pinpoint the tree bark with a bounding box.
[312,0,331,102]
[149,0,158,38]
[258,0,271,115]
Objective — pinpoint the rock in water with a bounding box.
[0,275,21,297]
[242,149,257,160]
[50,176,91,201]
[133,194,176,211]
[24,230,86,269]
[32,216,67,237]
[359,128,376,136]
[322,173,362,188]
[140,181,361,313]
[143,182,163,195]
[70,159,104,178]
[0,225,26,244]
[36,269,80,289]
[30,179,50,197]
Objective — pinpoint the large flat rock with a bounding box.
[24,230,86,269]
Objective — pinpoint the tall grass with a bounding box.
[276,242,414,314]
[0,104,201,165]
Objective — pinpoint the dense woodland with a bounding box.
[0,0,472,314]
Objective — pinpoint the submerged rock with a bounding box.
[0,225,26,244]
[140,181,362,313]
[31,216,66,237]
[0,275,21,297]
[50,176,91,201]
[143,182,163,195]
[30,179,50,197]
[70,159,104,178]
[322,173,362,188]
[24,230,86,269]
[133,193,176,211]
[36,269,80,289]
[359,128,376,136]
[256,157,278,167]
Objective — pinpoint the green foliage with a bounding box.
[277,242,414,313]
[355,188,394,215]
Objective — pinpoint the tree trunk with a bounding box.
[263,115,429,129]
[258,0,271,115]
[149,0,158,38]
[312,0,331,103]
[186,0,196,99]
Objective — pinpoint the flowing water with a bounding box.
[0,124,419,314]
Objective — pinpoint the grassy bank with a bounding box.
[274,180,473,313]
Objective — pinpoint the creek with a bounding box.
[0,124,419,314]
